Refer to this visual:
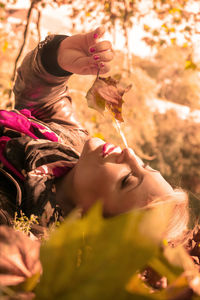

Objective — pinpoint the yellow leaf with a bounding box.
[163,239,168,246]
[170,38,176,44]
[91,115,97,123]
[169,8,180,14]
[104,2,109,10]
[93,132,105,140]
[182,42,188,48]
[161,24,168,29]
[2,40,8,53]
[143,24,150,32]
[185,60,197,70]
[126,273,151,294]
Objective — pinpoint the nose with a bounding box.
[116,148,144,173]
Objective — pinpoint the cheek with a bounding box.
[73,161,106,194]
[74,158,123,203]
[112,189,148,215]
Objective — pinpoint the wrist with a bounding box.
[57,37,71,71]
[41,35,72,77]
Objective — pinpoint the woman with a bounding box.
[0,26,188,233]
[0,26,190,290]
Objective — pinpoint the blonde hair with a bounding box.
[146,189,189,245]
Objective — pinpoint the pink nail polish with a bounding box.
[93,55,100,60]
[100,62,104,68]
[94,33,98,39]
[90,47,95,53]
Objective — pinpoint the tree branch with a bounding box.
[36,7,41,43]
[9,0,40,100]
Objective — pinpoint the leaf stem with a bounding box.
[96,67,100,80]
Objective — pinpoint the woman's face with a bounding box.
[72,138,173,216]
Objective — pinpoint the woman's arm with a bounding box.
[14,35,81,128]
[14,27,113,128]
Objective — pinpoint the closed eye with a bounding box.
[121,171,139,189]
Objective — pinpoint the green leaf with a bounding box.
[126,273,153,295]
[13,272,41,293]
[35,204,165,300]
[0,2,5,8]
[164,246,200,295]
[149,254,182,284]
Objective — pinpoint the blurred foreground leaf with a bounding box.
[164,246,200,296]
[36,203,175,300]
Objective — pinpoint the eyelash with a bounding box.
[121,163,156,189]
[121,172,133,188]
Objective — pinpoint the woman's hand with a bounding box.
[57,27,114,75]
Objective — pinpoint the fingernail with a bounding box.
[94,33,98,39]
[100,62,104,68]
[90,47,95,53]
[93,55,100,60]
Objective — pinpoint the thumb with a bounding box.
[86,26,106,46]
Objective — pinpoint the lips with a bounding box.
[102,143,121,157]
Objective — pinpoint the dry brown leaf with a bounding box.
[86,76,132,122]
[0,226,41,287]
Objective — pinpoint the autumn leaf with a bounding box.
[185,60,197,70]
[86,76,132,122]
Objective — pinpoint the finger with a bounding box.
[97,62,111,74]
[89,66,101,76]
[88,62,111,75]
[86,26,106,46]
[89,41,112,54]
[89,66,110,76]
[79,54,111,71]
[92,50,114,63]
[93,26,106,40]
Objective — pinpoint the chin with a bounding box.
[80,137,106,158]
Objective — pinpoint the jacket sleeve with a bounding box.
[13,35,85,130]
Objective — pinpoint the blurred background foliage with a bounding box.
[0,0,200,198]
